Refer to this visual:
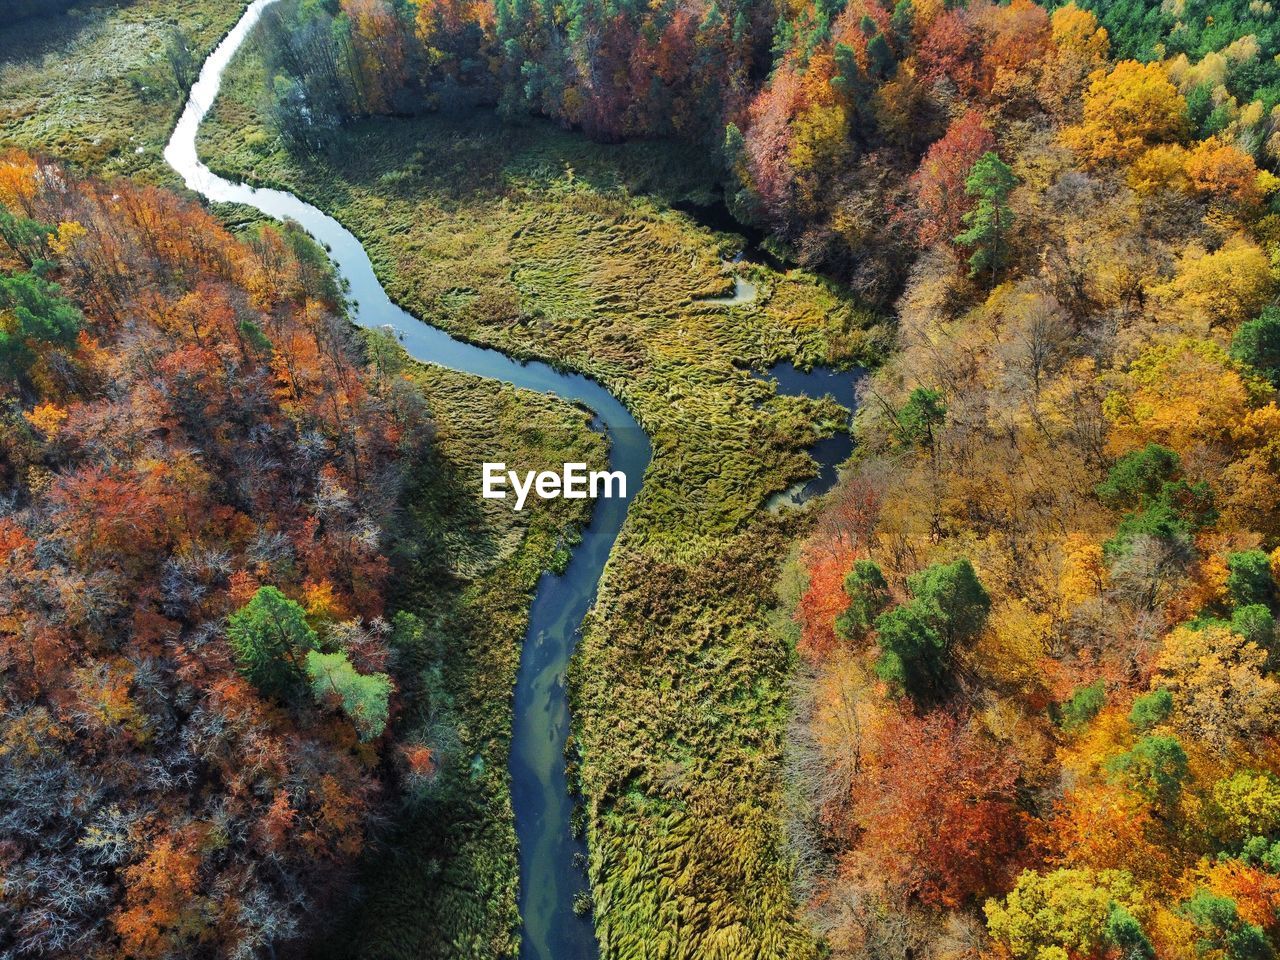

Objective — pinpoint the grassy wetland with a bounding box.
[0,0,251,181]
[199,25,885,959]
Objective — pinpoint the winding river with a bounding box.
[167,3,638,955]
[166,4,855,956]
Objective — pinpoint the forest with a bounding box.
[0,148,415,955]
[6,0,1280,958]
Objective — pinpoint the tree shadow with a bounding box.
[301,108,719,212]
[0,0,137,70]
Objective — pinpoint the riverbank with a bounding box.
[199,26,885,959]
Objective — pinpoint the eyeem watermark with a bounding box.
[482,463,626,511]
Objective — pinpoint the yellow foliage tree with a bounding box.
[985,867,1146,960]
[1184,137,1266,208]
[1210,770,1280,844]
[48,221,87,258]
[1155,624,1280,754]
[0,150,39,215]
[1038,4,1112,116]
[1050,3,1109,62]
[1059,707,1134,782]
[789,102,849,208]
[1129,143,1191,195]
[1064,61,1188,166]
[23,401,68,437]
[1152,236,1274,330]
[1057,533,1109,615]
[303,578,348,623]
[1103,337,1263,455]
[968,599,1050,688]
[1222,407,1280,537]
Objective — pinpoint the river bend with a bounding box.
[166,2,647,956]
[165,4,862,955]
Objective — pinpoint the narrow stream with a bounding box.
[166,3,640,956]
[757,363,864,509]
[166,5,855,957]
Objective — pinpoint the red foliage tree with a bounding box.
[845,707,1025,907]
[909,108,996,247]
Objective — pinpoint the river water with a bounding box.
[165,5,853,955]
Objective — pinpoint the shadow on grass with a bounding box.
[292,109,721,211]
[0,0,136,68]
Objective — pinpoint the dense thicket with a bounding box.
[0,151,431,959]
[767,4,1280,958]
[249,0,1280,309]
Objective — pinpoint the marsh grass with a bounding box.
[200,34,887,958]
[313,337,604,959]
[0,0,249,182]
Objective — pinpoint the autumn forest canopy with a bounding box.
[8,0,1280,958]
